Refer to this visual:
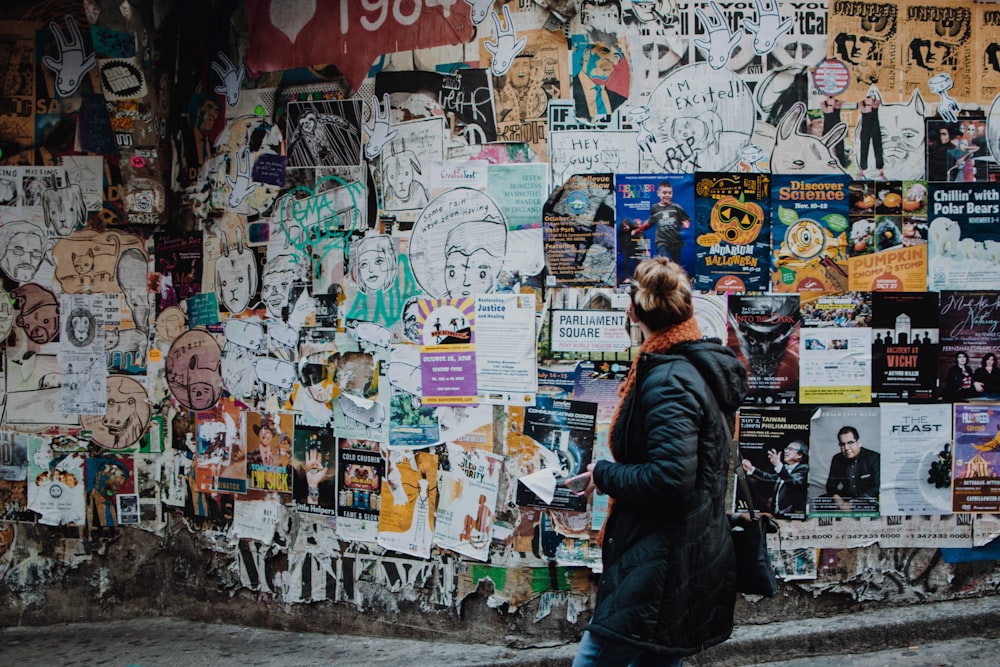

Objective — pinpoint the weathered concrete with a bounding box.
[3,597,1000,666]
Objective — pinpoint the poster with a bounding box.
[727,293,801,404]
[614,173,696,280]
[550,309,630,353]
[771,174,851,293]
[871,291,939,401]
[693,173,772,292]
[880,403,952,516]
[377,448,439,558]
[336,438,383,541]
[292,425,336,517]
[26,435,86,527]
[514,397,597,512]
[927,182,1000,291]
[474,294,538,405]
[387,344,440,449]
[194,398,245,494]
[246,411,294,495]
[432,444,502,561]
[938,291,1000,402]
[418,298,477,406]
[807,406,881,518]
[847,180,928,291]
[827,0,902,104]
[736,407,814,520]
[953,403,1000,513]
[542,173,617,288]
[487,163,549,231]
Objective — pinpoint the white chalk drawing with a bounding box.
[742,0,794,56]
[693,1,742,70]
[41,16,96,97]
[215,228,258,313]
[226,146,258,208]
[484,6,527,77]
[211,50,244,107]
[349,235,397,295]
[771,101,848,174]
[409,188,507,299]
[363,94,397,160]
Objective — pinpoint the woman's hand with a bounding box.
[582,462,602,497]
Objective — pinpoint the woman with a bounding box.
[945,351,975,400]
[973,353,999,398]
[572,257,748,667]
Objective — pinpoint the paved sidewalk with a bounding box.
[3,596,1000,666]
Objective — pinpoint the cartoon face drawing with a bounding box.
[350,235,397,294]
[260,256,299,318]
[80,376,152,450]
[13,283,59,344]
[42,185,86,236]
[0,220,46,282]
[0,287,14,340]
[165,329,223,411]
[66,306,95,347]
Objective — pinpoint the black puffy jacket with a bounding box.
[589,339,749,657]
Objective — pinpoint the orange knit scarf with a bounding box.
[597,315,703,547]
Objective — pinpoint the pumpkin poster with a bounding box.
[693,173,772,292]
[770,175,851,293]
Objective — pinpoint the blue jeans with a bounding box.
[572,630,683,667]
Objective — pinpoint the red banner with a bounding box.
[246,0,475,90]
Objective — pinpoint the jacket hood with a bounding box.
[661,339,749,412]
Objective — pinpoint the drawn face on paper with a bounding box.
[352,236,397,294]
[1,225,45,281]
[13,284,59,344]
[260,261,297,318]
[81,376,152,450]
[445,248,503,298]
[0,288,13,340]
[402,297,421,343]
[67,308,95,346]
[507,57,533,89]
[156,307,186,344]
[165,329,223,411]
[387,153,416,197]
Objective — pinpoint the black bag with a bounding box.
[729,511,779,597]
[721,414,779,598]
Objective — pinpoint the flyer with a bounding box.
[798,325,872,404]
[542,173,617,288]
[475,294,538,405]
[736,407,815,520]
[871,291,939,401]
[880,403,952,516]
[727,293,801,405]
[292,425,336,516]
[693,173,772,292]
[432,444,502,562]
[847,180,929,292]
[953,403,1000,513]
[614,173,696,280]
[938,291,1000,402]
[418,298,478,406]
[927,182,1000,291]
[336,438,383,541]
[770,174,851,293]
[514,397,597,512]
[807,406,881,518]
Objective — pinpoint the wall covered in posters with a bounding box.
[5,0,1000,635]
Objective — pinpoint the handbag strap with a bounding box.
[718,413,758,520]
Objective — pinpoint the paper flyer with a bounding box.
[953,403,1000,513]
[871,291,939,401]
[770,174,851,293]
[847,180,929,292]
[880,403,952,516]
[246,411,294,495]
[514,397,597,512]
[26,435,86,527]
[418,297,477,406]
[387,344,441,449]
[927,182,1000,291]
[614,173,696,280]
[693,173,772,292]
[938,291,1000,402]
[727,293,801,405]
[737,407,815,520]
[542,173,617,288]
[807,406,881,518]
[432,444,502,561]
[336,438,383,541]
[377,448,439,558]
[474,294,538,405]
[292,425,336,516]
[798,326,872,404]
